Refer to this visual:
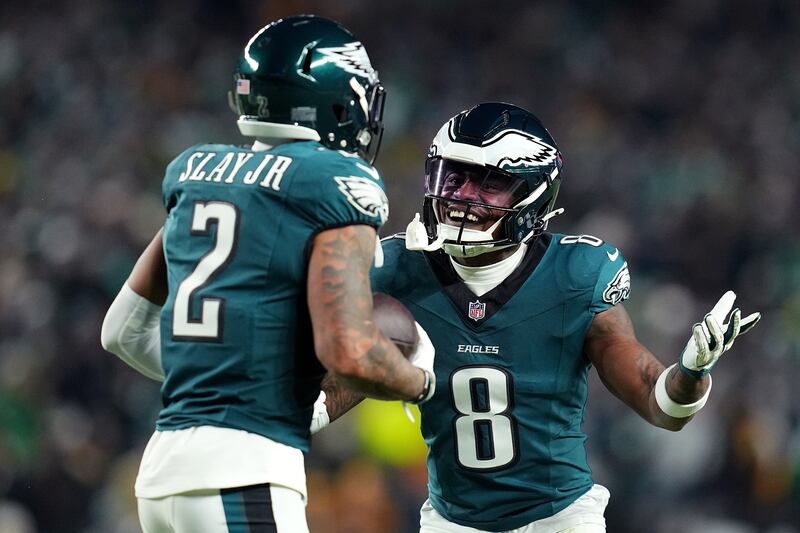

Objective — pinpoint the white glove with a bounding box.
[403,322,436,422]
[679,290,761,377]
[309,391,330,435]
[409,322,435,379]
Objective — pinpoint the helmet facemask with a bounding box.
[422,157,539,257]
[345,81,386,164]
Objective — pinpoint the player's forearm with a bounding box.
[587,305,703,431]
[308,224,427,402]
[616,346,709,431]
[664,364,711,403]
[328,331,426,401]
[595,342,676,429]
[648,363,711,431]
[101,283,165,381]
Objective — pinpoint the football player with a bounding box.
[311,102,760,532]
[100,16,435,533]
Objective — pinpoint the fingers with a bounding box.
[704,314,725,354]
[709,290,737,324]
[692,322,710,366]
[722,308,741,350]
[738,312,761,336]
[684,293,761,374]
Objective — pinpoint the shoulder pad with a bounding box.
[554,233,631,311]
[380,232,406,242]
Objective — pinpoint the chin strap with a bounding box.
[405,213,446,251]
[407,207,566,253]
[541,207,565,225]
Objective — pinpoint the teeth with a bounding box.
[448,210,481,223]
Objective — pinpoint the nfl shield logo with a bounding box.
[468,300,486,321]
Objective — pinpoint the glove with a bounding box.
[403,321,436,422]
[679,290,761,378]
[409,322,435,380]
[309,391,330,435]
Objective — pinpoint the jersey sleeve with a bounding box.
[290,152,389,232]
[161,145,203,214]
[590,243,631,314]
[370,236,404,293]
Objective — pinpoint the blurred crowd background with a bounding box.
[0,0,799,532]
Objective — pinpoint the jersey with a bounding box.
[156,141,388,453]
[370,232,631,531]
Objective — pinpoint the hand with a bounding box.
[402,322,436,421]
[680,290,761,377]
[408,321,435,378]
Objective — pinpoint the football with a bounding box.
[372,293,419,358]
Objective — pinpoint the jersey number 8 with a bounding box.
[451,366,519,471]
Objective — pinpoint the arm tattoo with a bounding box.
[587,305,668,423]
[320,372,365,422]
[587,305,710,429]
[634,350,661,391]
[309,226,423,401]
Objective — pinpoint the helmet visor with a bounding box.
[425,157,531,236]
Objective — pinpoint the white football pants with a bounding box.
[420,484,609,533]
[138,483,308,533]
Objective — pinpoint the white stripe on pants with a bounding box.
[138,484,309,533]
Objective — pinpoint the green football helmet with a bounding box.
[420,102,563,257]
[230,15,386,163]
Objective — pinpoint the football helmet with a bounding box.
[230,15,386,163]
[410,102,563,257]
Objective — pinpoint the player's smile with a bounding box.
[441,202,499,231]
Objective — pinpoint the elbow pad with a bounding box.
[101,283,164,381]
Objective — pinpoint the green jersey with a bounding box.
[156,141,388,453]
[371,233,630,531]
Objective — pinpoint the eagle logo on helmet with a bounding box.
[430,120,558,170]
[483,130,558,169]
[316,42,378,83]
[334,175,389,223]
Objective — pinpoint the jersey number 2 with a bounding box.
[451,366,519,471]
[172,201,238,341]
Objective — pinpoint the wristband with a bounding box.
[408,369,436,405]
[655,364,712,418]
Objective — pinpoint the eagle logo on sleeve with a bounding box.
[334,176,389,224]
[603,262,631,305]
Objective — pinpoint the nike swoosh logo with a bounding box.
[606,248,619,261]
